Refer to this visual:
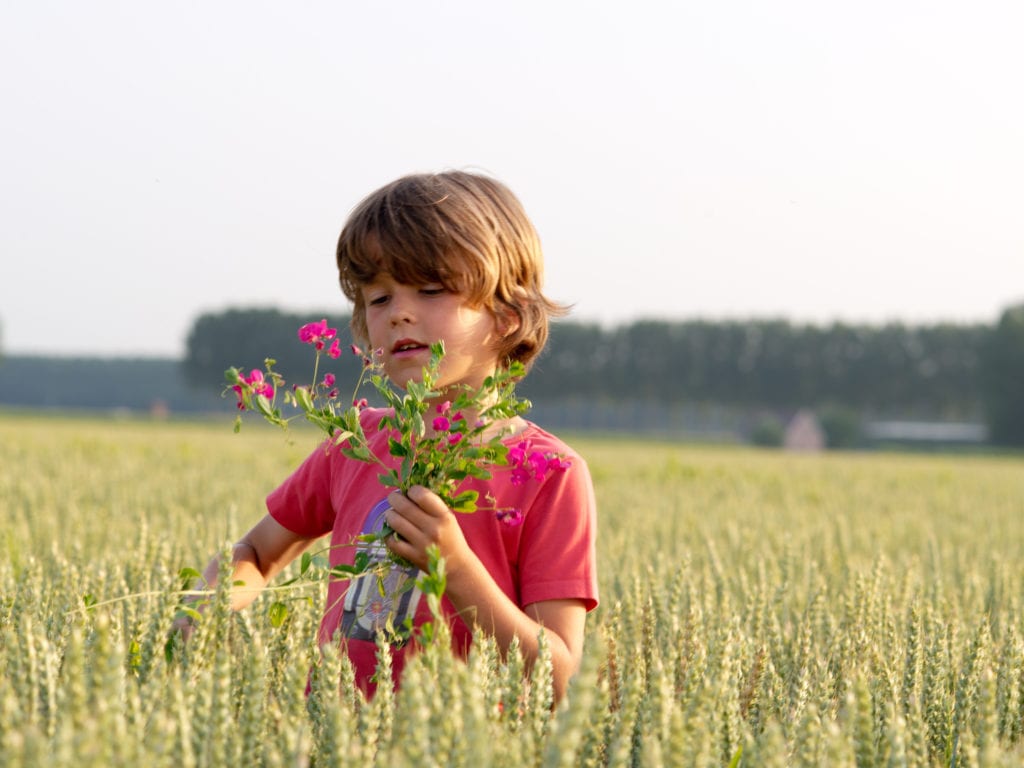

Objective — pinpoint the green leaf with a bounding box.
[451,489,479,513]
[295,386,314,412]
[332,430,355,446]
[342,444,373,462]
[388,437,409,457]
[300,552,313,576]
[268,601,288,628]
[175,606,203,624]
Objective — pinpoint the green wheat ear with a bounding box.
[6,412,1024,766]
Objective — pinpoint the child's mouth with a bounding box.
[391,340,429,357]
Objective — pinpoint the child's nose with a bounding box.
[388,293,415,325]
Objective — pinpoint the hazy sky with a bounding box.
[2,1,1021,357]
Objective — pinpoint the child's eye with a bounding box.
[420,286,446,297]
[367,294,389,306]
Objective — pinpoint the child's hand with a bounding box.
[169,610,198,644]
[384,486,471,573]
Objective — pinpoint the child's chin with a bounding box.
[388,371,423,389]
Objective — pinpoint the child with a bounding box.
[182,171,598,703]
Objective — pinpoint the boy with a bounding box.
[184,171,598,703]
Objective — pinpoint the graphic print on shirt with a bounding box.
[339,497,423,644]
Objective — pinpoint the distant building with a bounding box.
[784,410,825,452]
[863,421,987,444]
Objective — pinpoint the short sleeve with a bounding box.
[515,454,599,611]
[266,441,337,539]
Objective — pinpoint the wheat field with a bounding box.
[1,412,1023,767]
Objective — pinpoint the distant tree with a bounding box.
[980,302,1024,446]
[183,308,360,394]
[816,404,863,449]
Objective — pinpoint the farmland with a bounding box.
[2,412,1023,766]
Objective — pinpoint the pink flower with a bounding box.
[244,369,274,398]
[327,339,341,359]
[507,439,531,467]
[510,467,531,486]
[298,319,338,347]
[233,369,273,409]
[353,398,368,408]
[322,373,336,388]
[436,401,451,415]
[547,456,572,472]
[432,416,451,432]
[505,438,571,485]
[350,344,363,356]
[447,433,463,446]
[527,451,548,480]
[496,508,524,527]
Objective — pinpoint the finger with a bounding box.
[406,485,450,517]
[384,505,421,542]
[387,491,431,528]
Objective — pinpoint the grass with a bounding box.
[1,413,1023,766]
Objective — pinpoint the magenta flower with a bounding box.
[350,343,363,356]
[548,456,572,472]
[298,319,338,347]
[245,369,274,398]
[510,466,531,486]
[353,398,368,408]
[447,433,463,446]
[496,508,524,527]
[432,416,451,432]
[507,439,531,467]
[322,373,336,388]
[527,451,548,480]
[436,401,451,415]
[505,438,570,486]
[327,339,341,359]
[233,369,273,409]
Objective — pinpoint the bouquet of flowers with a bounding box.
[226,319,570,566]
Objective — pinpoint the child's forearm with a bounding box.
[194,541,271,612]
[443,553,582,703]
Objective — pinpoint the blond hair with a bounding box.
[336,171,566,371]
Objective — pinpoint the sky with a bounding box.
[1,1,1021,357]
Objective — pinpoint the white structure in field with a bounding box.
[784,410,825,452]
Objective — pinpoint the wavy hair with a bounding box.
[336,171,566,371]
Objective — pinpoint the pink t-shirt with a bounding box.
[266,407,598,692]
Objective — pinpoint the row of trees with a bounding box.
[182,304,1024,445]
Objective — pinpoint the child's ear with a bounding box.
[495,305,521,338]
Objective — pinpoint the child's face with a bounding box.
[361,274,503,394]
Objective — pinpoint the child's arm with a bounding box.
[174,515,316,638]
[384,486,587,703]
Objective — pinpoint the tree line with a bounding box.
[181,304,1024,446]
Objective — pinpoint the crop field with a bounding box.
[2,412,1023,766]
